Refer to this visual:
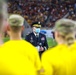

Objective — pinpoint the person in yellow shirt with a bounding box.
[0,14,41,75]
[0,47,37,75]
[41,19,76,75]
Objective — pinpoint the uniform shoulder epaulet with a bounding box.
[26,33,30,36]
[26,32,32,35]
[40,32,45,35]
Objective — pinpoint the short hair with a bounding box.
[54,19,76,45]
[54,19,76,34]
[10,26,22,33]
[8,14,24,33]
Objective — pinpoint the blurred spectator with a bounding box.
[8,0,76,28]
[74,2,76,13]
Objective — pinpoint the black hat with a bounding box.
[31,22,41,28]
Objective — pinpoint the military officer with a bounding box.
[25,22,48,57]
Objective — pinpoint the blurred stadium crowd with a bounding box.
[8,0,76,28]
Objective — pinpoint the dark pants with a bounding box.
[39,51,45,58]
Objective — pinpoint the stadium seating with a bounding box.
[8,0,76,28]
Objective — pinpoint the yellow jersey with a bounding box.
[66,42,76,75]
[41,44,76,75]
[0,40,41,75]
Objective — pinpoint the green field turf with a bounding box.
[3,37,10,43]
[3,37,57,48]
[47,38,57,48]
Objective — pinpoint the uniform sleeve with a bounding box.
[25,35,29,42]
[44,35,48,49]
[41,53,53,75]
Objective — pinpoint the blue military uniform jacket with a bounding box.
[25,32,48,50]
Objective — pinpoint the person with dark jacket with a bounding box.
[25,22,48,57]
